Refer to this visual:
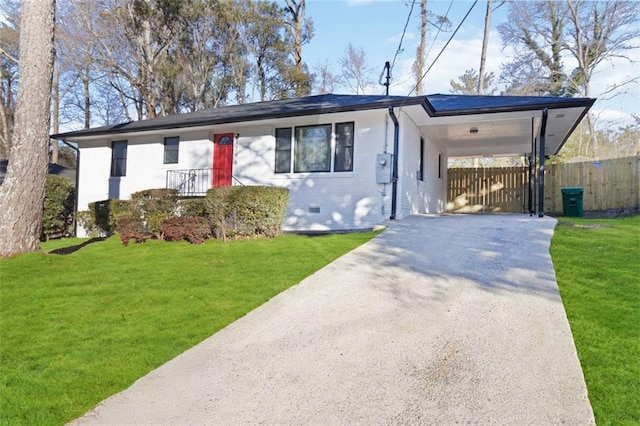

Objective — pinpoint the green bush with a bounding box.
[205,186,288,240]
[131,188,178,238]
[177,198,207,218]
[85,199,132,235]
[204,187,234,240]
[41,175,75,241]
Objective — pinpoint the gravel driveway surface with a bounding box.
[70,214,594,425]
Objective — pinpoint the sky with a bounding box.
[299,0,639,129]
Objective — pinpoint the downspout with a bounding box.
[538,108,548,217]
[388,107,400,220]
[60,138,80,237]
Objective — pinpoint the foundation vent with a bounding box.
[308,206,321,214]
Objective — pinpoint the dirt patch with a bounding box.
[582,207,640,219]
[557,222,613,229]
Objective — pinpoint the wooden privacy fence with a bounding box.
[447,166,528,213]
[447,156,640,214]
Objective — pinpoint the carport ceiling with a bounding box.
[402,95,594,158]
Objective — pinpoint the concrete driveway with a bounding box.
[71,214,594,425]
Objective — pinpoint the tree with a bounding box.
[450,69,496,95]
[0,0,56,257]
[412,0,449,96]
[564,0,640,153]
[478,0,504,94]
[499,0,640,155]
[283,0,313,97]
[498,1,574,96]
[313,60,341,94]
[414,0,427,96]
[339,43,373,95]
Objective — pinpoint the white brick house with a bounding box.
[53,94,594,236]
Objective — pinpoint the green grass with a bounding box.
[0,232,376,425]
[551,215,640,425]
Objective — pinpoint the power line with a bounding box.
[390,0,416,72]
[408,0,478,97]
[422,0,453,70]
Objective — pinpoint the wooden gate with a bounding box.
[447,166,528,213]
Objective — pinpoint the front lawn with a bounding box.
[551,215,640,425]
[0,232,376,425]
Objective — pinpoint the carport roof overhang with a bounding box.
[402,94,595,157]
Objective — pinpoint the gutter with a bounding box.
[388,107,400,220]
[59,138,80,237]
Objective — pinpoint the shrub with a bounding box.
[87,199,132,235]
[76,210,97,237]
[162,216,211,244]
[116,215,146,246]
[205,186,288,240]
[204,187,234,241]
[41,175,75,241]
[131,188,178,238]
[177,198,207,218]
[229,186,289,238]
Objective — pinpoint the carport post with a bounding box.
[528,118,535,215]
[538,108,548,217]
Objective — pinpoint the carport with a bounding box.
[399,95,595,216]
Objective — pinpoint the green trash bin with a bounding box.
[561,187,584,217]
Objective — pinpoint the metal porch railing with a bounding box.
[166,168,244,196]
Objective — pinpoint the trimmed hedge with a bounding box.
[42,175,75,241]
[205,186,288,239]
[177,198,207,218]
[78,185,288,245]
[78,199,131,236]
[130,188,178,238]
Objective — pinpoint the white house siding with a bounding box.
[77,130,212,216]
[233,110,393,231]
[396,110,447,219]
[76,110,396,235]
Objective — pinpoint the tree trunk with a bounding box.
[0,0,56,257]
[478,0,492,94]
[82,72,90,128]
[415,0,427,95]
[51,60,59,163]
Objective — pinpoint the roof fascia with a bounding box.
[552,98,596,155]
[52,97,426,140]
[423,97,595,117]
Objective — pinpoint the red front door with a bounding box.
[213,133,234,187]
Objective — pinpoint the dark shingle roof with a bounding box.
[52,93,594,140]
[424,94,594,116]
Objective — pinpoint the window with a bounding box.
[418,138,424,181]
[275,123,356,174]
[275,128,292,173]
[294,124,331,173]
[111,140,127,177]
[164,136,179,164]
[334,122,354,172]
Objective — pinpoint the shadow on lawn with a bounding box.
[49,237,107,255]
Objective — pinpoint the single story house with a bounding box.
[52,93,594,237]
